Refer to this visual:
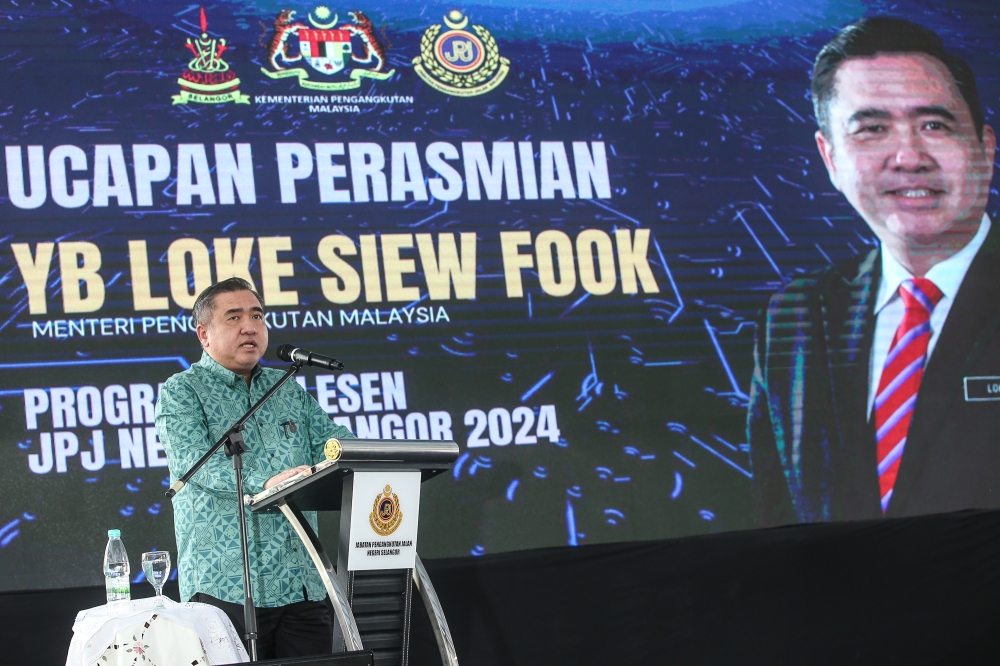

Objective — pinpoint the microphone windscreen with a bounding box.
[275,344,296,362]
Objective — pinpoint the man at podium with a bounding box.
[155,277,355,659]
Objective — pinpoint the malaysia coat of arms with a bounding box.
[412,10,510,97]
[261,6,394,90]
[173,8,250,104]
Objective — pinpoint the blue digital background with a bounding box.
[1,0,998,591]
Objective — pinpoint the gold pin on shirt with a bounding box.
[324,438,342,462]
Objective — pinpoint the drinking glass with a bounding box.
[141,551,171,608]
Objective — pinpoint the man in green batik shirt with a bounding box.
[155,278,354,659]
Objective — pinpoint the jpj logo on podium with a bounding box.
[348,471,420,571]
[369,485,402,536]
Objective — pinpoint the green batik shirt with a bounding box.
[155,352,354,607]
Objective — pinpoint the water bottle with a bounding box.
[103,529,131,610]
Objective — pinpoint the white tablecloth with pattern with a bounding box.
[66,597,249,666]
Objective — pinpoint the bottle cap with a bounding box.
[108,529,121,538]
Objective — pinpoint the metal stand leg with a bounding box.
[228,431,258,662]
[277,500,364,652]
[412,554,459,666]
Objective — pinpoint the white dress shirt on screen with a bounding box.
[867,213,991,418]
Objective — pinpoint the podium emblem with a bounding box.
[369,484,403,536]
[324,438,342,461]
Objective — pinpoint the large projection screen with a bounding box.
[2,0,999,592]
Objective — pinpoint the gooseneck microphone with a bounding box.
[275,344,345,371]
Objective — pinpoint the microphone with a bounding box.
[276,344,345,371]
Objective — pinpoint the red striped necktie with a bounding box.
[874,277,943,514]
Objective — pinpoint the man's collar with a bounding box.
[196,351,262,386]
[875,213,991,313]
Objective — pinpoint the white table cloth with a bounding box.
[66,597,249,666]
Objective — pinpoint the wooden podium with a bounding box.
[248,439,460,666]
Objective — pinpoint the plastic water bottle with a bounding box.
[103,529,131,610]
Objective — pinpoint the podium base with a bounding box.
[334,568,413,666]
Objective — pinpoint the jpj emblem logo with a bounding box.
[413,10,509,97]
[369,484,402,537]
[261,6,394,90]
[173,8,249,104]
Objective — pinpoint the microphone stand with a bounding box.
[165,360,304,662]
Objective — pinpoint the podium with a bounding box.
[248,439,460,666]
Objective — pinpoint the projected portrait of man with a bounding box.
[748,17,1000,525]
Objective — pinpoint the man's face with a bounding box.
[196,290,268,377]
[816,53,995,250]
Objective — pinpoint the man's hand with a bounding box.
[264,465,312,489]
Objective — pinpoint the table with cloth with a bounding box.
[65,596,249,666]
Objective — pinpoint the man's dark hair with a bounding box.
[192,277,265,328]
[811,17,985,141]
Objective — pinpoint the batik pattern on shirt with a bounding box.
[155,352,354,607]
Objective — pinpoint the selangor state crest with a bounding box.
[261,6,395,90]
[369,484,402,536]
[173,8,249,105]
[413,10,510,97]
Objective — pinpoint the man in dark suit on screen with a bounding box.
[748,17,1000,526]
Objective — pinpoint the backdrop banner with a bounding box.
[2,0,998,592]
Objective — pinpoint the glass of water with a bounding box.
[141,551,171,608]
